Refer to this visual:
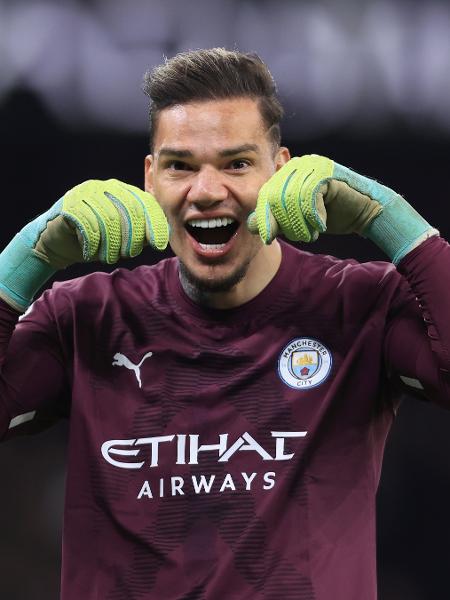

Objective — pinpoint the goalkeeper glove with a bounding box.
[248,155,438,263]
[0,179,169,312]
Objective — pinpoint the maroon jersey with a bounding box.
[1,237,450,599]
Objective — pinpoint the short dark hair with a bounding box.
[143,48,284,152]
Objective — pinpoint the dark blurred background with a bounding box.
[1,0,450,598]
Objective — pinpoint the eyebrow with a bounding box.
[158,148,193,159]
[219,144,259,157]
[157,143,259,159]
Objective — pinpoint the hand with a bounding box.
[32,179,169,269]
[248,155,437,264]
[248,155,382,243]
[0,179,169,311]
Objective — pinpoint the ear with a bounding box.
[144,155,155,194]
[275,146,291,171]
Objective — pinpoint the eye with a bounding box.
[167,160,192,171]
[228,159,251,170]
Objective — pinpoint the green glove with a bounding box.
[0,179,169,312]
[248,155,438,264]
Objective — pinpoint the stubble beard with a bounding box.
[178,256,253,305]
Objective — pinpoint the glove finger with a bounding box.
[61,182,108,261]
[256,164,313,242]
[246,210,259,235]
[300,155,334,232]
[300,179,328,234]
[251,201,280,244]
[282,168,315,242]
[78,189,122,264]
[256,175,294,242]
[125,184,169,251]
[103,180,146,258]
[309,226,320,242]
[304,183,328,231]
[247,210,279,237]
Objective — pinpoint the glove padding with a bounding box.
[248,155,382,243]
[33,179,169,268]
[0,179,169,311]
[248,154,437,264]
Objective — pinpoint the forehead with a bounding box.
[153,97,269,155]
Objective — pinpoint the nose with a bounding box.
[186,165,228,208]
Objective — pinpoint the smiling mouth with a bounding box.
[185,220,239,245]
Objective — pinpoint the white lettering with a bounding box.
[135,435,175,468]
[263,472,276,490]
[271,431,308,460]
[191,474,215,494]
[176,434,187,464]
[101,439,143,469]
[137,480,153,499]
[171,476,185,496]
[241,472,257,490]
[219,473,236,492]
[219,432,273,462]
[135,471,278,499]
[102,430,308,469]
[189,434,229,464]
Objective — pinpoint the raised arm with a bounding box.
[249,154,449,404]
[0,180,169,438]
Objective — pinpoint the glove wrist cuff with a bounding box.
[362,195,439,264]
[0,233,57,312]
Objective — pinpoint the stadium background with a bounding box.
[1,0,450,598]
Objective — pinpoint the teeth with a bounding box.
[199,243,226,250]
[188,217,235,228]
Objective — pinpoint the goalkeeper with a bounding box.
[0,48,449,600]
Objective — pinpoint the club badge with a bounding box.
[278,338,332,389]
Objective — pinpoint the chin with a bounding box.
[179,259,250,294]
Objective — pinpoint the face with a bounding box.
[145,97,289,294]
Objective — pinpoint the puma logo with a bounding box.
[112,351,153,388]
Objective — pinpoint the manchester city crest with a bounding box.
[278,338,332,389]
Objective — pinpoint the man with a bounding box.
[0,48,448,599]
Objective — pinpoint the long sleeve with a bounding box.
[0,300,20,366]
[0,294,70,441]
[384,235,450,406]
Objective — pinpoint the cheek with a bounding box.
[242,171,273,200]
[152,186,178,216]
[240,186,263,211]
[154,179,189,212]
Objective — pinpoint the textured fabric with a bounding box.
[57,179,169,262]
[249,156,436,264]
[252,155,335,243]
[0,180,169,311]
[331,162,436,261]
[0,232,57,311]
[0,237,449,599]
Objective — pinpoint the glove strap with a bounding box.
[332,162,439,264]
[0,233,56,312]
[362,196,439,265]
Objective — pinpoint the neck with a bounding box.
[179,240,282,309]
